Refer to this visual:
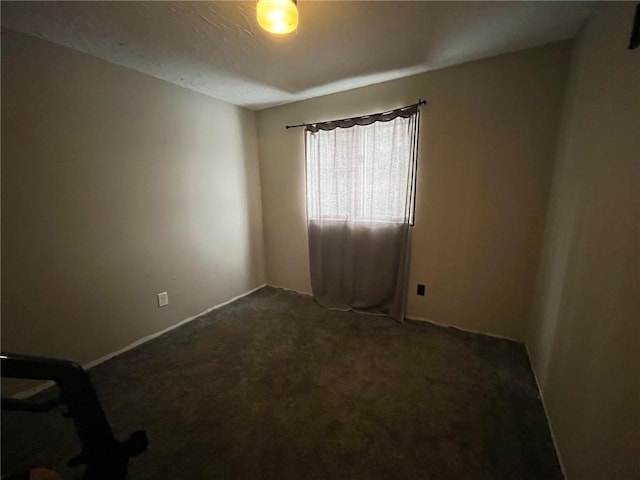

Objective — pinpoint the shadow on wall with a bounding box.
[238,107,267,285]
[526,3,640,479]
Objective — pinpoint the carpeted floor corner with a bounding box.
[2,286,563,479]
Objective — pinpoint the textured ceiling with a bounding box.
[1,1,593,110]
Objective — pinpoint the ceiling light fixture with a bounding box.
[256,0,298,35]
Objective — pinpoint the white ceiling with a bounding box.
[1,1,593,110]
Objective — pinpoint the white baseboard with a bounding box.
[11,284,266,400]
[525,344,568,480]
[405,314,522,343]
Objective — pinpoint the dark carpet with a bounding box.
[2,287,562,479]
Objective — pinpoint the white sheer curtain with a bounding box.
[305,105,420,320]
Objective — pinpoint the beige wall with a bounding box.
[1,30,265,391]
[257,42,572,340]
[527,3,639,479]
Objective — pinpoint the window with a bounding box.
[302,103,422,320]
[305,108,419,225]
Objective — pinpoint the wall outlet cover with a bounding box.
[417,284,426,296]
[157,292,169,307]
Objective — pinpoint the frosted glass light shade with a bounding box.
[257,0,298,35]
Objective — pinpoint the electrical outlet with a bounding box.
[157,292,169,307]
[417,284,426,296]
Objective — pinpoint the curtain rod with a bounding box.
[285,99,427,130]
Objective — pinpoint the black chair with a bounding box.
[1,353,148,480]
